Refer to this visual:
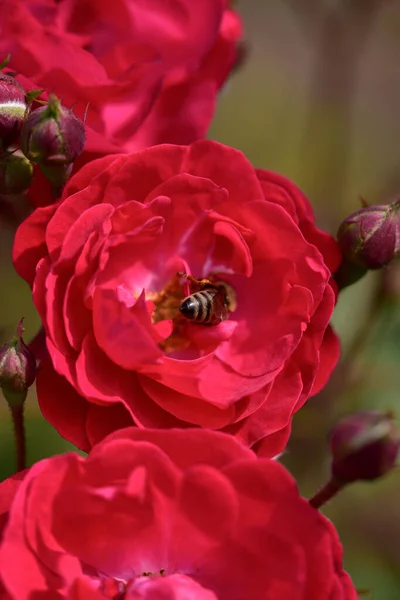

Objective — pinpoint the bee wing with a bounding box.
[211,286,230,322]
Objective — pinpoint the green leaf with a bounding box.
[25,89,45,103]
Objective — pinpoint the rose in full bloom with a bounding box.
[0,471,26,600]
[13,141,341,455]
[0,472,25,541]
[0,0,241,164]
[0,428,357,599]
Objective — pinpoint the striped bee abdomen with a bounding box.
[179,288,218,324]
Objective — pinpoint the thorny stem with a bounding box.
[10,403,26,472]
[309,477,344,510]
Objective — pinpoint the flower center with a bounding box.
[148,274,183,325]
[148,272,236,354]
[100,570,167,598]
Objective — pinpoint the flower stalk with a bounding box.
[309,477,344,509]
[9,403,26,472]
[0,319,36,473]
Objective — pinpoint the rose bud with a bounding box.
[0,74,26,151]
[330,410,399,483]
[309,410,400,509]
[21,94,85,167]
[0,153,33,195]
[337,200,400,269]
[0,319,36,407]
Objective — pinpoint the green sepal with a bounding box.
[0,54,11,70]
[25,89,45,103]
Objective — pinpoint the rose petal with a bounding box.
[92,288,163,369]
[12,203,58,285]
[139,375,235,429]
[36,358,91,452]
[186,141,264,206]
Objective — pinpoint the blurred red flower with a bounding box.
[13,141,340,455]
[0,0,241,163]
[0,428,357,600]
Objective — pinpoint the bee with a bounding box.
[177,272,236,326]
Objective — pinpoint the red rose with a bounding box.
[0,0,241,161]
[0,428,357,599]
[13,141,340,455]
[0,471,26,599]
[0,472,25,542]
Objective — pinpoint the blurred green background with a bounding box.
[1,1,400,597]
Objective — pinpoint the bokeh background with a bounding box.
[1,1,400,597]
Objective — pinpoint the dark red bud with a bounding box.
[21,95,85,167]
[0,319,36,407]
[330,410,399,483]
[0,153,33,195]
[337,200,400,269]
[0,74,26,150]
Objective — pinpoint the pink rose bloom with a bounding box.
[0,429,357,599]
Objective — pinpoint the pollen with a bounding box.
[147,272,236,355]
[147,274,183,325]
[147,274,191,354]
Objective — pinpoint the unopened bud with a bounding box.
[330,410,399,483]
[0,74,26,151]
[337,200,400,269]
[0,319,36,407]
[21,95,85,167]
[0,153,33,195]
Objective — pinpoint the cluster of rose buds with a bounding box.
[0,65,85,198]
